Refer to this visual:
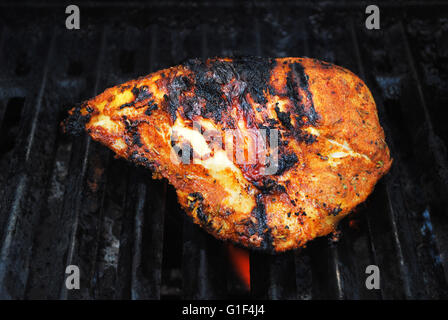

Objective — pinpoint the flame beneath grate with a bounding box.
[227,243,250,290]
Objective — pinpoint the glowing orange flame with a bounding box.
[227,243,250,290]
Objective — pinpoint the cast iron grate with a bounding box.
[0,1,447,299]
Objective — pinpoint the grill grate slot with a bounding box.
[0,97,25,156]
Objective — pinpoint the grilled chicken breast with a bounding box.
[64,57,392,252]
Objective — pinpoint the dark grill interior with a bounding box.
[0,1,448,299]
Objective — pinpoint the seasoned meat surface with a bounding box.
[64,57,392,252]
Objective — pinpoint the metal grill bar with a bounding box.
[0,28,56,299]
[328,18,384,300]
[125,24,168,300]
[399,21,448,280]
[304,14,362,300]
[293,19,313,301]
[348,19,382,300]
[351,15,448,298]
[398,20,448,296]
[263,15,309,300]
[180,24,213,300]
[131,182,147,299]
[180,23,229,300]
[60,27,108,300]
[0,27,6,79]
[20,27,105,299]
[350,19,417,299]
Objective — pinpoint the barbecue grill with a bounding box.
[0,0,447,300]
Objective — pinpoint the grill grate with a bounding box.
[0,1,447,300]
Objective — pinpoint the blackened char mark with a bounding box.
[132,132,143,147]
[274,104,292,129]
[144,102,158,116]
[297,131,317,145]
[197,80,225,122]
[208,59,235,85]
[119,86,154,110]
[130,150,154,169]
[289,62,319,125]
[63,102,92,136]
[328,204,342,216]
[132,85,153,102]
[275,152,298,176]
[285,62,319,144]
[118,102,135,110]
[291,63,319,126]
[182,57,277,124]
[181,95,201,120]
[197,206,209,224]
[188,192,213,229]
[164,94,177,121]
[251,194,273,251]
[164,75,193,122]
[252,178,287,194]
[188,192,204,204]
[122,115,143,147]
[231,56,276,106]
[182,58,227,122]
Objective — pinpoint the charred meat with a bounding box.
[64,57,392,252]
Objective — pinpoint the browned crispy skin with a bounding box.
[64,57,392,252]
